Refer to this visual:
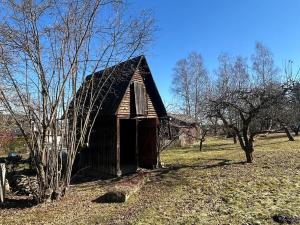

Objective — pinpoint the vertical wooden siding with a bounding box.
[117,69,158,118]
[83,116,117,175]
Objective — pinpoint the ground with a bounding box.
[1,134,300,225]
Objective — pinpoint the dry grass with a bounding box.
[1,134,300,225]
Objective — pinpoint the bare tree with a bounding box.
[290,82,300,135]
[209,83,291,163]
[271,82,300,141]
[208,43,294,163]
[171,59,192,115]
[171,52,209,149]
[0,113,14,152]
[214,54,250,143]
[0,0,154,203]
[188,52,209,120]
[252,42,279,87]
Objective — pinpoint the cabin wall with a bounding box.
[117,69,157,118]
[79,116,117,175]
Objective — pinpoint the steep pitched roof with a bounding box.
[168,113,197,127]
[85,55,167,117]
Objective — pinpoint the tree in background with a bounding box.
[172,59,192,115]
[290,82,300,135]
[208,42,295,163]
[0,114,14,154]
[171,52,209,118]
[252,42,279,87]
[213,54,250,143]
[0,0,154,203]
[171,52,209,150]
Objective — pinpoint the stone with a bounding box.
[99,191,128,203]
[272,214,300,224]
[94,171,150,203]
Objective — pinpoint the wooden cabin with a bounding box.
[77,56,167,176]
[167,114,199,147]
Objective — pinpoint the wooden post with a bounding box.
[136,118,139,169]
[155,118,160,168]
[0,163,6,203]
[116,118,121,177]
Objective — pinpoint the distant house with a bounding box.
[167,114,199,147]
[0,114,29,153]
[76,56,167,176]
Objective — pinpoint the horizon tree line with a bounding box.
[171,42,300,162]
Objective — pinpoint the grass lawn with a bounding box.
[1,134,300,225]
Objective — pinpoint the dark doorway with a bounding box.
[120,119,137,174]
[138,119,158,168]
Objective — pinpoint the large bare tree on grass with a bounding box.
[209,84,291,163]
[208,43,296,163]
[0,0,154,203]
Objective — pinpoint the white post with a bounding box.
[0,163,6,203]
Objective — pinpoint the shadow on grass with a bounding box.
[0,197,36,209]
[167,143,237,154]
[71,167,117,185]
[201,145,237,152]
[169,159,246,171]
[153,159,246,183]
[72,170,144,190]
[257,133,288,140]
[254,139,290,147]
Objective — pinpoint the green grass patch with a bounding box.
[1,134,300,225]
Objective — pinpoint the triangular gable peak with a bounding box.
[83,55,166,118]
[117,67,158,118]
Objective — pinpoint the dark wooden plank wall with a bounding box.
[84,116,117,175]
[134,82,146,116]
[117,69,157,118]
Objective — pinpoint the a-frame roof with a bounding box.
[85,55,167,117]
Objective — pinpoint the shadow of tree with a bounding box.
[257,133,288,140]
[166,159,245,171]
[201,143,237,152]
[151,159,246,185]
[254,139,289,147]
[0,197,36,209]
[71,168,116,185]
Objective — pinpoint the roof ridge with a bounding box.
[86,55,144,80]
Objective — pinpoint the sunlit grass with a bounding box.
[1,134,300,225]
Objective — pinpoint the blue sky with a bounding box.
[129,0,300,104]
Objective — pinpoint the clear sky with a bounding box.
[129,0,300,104]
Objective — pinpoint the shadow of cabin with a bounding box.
[74,56,167,177]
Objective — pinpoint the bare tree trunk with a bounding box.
[234,125,254,163]
[278,120,295,141]
[284,126,295,141]
[292,125,299,136]
[233,133,237,144]
[199,129,207,151]
[219,113,237,144]
[245,150,253,163]
[199,139,203,151]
